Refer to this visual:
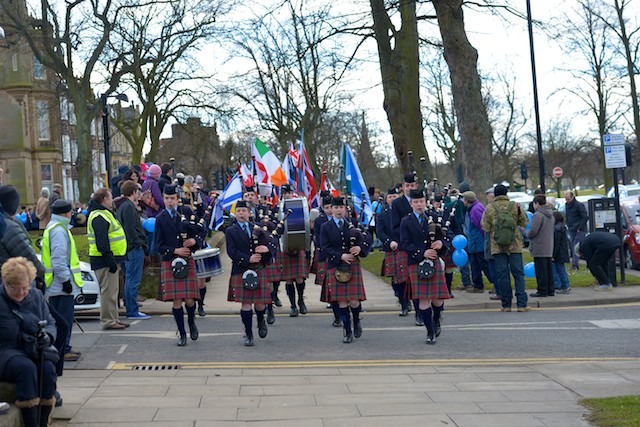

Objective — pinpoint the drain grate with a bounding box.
[132,364,181,371]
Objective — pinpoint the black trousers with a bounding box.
[589,248,617,285]
[0,354,57,401]
[534,257,554,296]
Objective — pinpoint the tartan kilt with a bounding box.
[320,282,332,303]
[227,269,272,305]
[381,251,396,277]
[278,250,309,281]
[394,251,409,284]
[443,252,455,269]
[408,258,451,301]
[326,260,366,302]
[157,259,200,302]
[314,260,327,285]
[310,248,319,274]
[264,251,282,283]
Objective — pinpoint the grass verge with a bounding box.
[582,395,640,427]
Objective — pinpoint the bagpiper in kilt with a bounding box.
[400,189,452,345]
[154,184,207,347]
[244,185,280,324]
[392,173,423,326]
[376,187,408,316]
[320,196,370,344]
[429,193,462,297]
[313,195,341,327]
[278,184,310,317]
[225,200,278,347]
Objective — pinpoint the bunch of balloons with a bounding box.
[143,217,156,232]
[451,235,468,267]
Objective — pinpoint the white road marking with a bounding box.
[106,360,116,369]
[117,344,128,354]
[589,319,640,329]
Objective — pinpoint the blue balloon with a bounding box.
[82,209,88,216]
[19,212,28,224]
[525,211,533,232]
[143,217,156,232]
[524,262,536,278]
[452,235,468,250]
[452,249,468,267]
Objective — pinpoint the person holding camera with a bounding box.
[0,257,58,426]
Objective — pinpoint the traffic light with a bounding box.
[520,162,528,180]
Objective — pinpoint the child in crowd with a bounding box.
[552,211,571,294]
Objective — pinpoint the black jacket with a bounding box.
[225,221,277,275]
[313,213,329,262]
[376,206,394,252]
[88,200,126,270]
[0,214,45,279]
[553,223,570,263]
[565,199,588,233]
[580,232,620,266]
[116,198,147,254]
[400,213,449,266]
[391,195,412,247]
[158,174,172,192]
[154,206,206,261]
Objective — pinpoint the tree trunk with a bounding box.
[370,0,430,174]
[71,90,95,201]
[432,0,494,192]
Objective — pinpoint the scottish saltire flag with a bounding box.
[340,143,373,224]
[296,135,319,208]
[210,173,243,230]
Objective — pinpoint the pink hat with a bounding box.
[148,164,162,179]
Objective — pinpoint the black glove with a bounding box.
[109,264,118,274]
[62,280,73,294]
[37,333,51,350]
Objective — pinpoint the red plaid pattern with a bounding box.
[395,250,409,283]
[310,247,319,274]
[157,258,200,301]
[381,251,396,277]
[227,269,273,305]
[326,259,366,302]
[277,249,309,281]
[264,249,282,282]
[314,260,327,285]
[320,283,333,303]
[443,252,455,269]
[408,258,451,300]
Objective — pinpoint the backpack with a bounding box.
[492,201,517,246]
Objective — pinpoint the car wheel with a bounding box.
[625,246,637,270]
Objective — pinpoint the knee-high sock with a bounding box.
[350,304,362,325]
[445,273,453,293]
[255,307,266,323]
[431,303,443,325]
[185,304,196,327]
[421,307,434,335]
[339,307,352,333]
[331,302,340,320]
[295,281,305,299]
[199,287,207,305]
[241,309,253,337]
[391,282,402,300]
[172,307,186,335]
[285,283,297,307]
[273,282,280,293]
[413,299,421,319]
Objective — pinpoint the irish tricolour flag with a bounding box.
[253,139,287,186]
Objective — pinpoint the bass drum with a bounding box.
[280,197,310,252]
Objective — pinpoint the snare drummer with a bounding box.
[400,190,451,344]
[155,184,206,346]
[225,200,276,346]
[278,184,310,317]
[320,197,367,344]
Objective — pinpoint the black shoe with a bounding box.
[298,299,307,314]
[198,305,206,317]
[267,308,275,325]
[274,295,282,307]
[290,306,299,317]
[434,320,441,337]
[415,316,424,327]
[332,318,342,327]
[189,322,199,341]
[426,333,436,345]
[258,318,268,338]
[529,292,547,297]
[244,334,254,346]
[54,390,63,408]
[177,332,187,347]
[343,329,353,343]
[399,308,409,317]
[354,321,362,338]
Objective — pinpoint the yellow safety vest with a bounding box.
[87,209,127,257]
[42,222,84,288]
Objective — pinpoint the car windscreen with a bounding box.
[624,203,640,225]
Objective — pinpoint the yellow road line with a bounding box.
[111,356,640,370]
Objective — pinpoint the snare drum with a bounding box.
[280,197,310,252]
[193,248,223,279]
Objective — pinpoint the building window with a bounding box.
[36,100,50,140]
[34,56,45,80]
[41,165,52,191]
[12,54,18,72]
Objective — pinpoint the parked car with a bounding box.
[607,184,640,198]
[36,255,101,311]
[620,196,640,270]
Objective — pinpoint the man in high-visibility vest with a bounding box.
[87,188,128,329]
[42,199,83,362]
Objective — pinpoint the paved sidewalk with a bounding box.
[78,249,640,318]
[52,360,640,426]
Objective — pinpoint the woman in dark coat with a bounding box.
[0,257,58,426]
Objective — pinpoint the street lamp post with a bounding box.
[526,0,546,192]
[100,93,128,185]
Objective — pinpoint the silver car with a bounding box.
[36,255,101,312]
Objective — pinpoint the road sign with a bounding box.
[552,167,563,178]
[603,134,625,146]
[604,145,627,169]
